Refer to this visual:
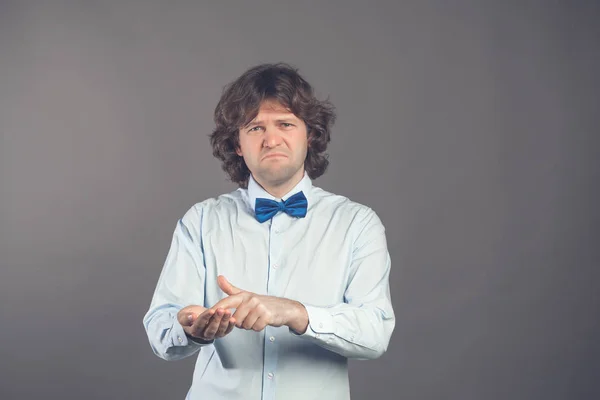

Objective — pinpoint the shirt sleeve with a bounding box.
[142,204,212,361]
[292,207,395,360]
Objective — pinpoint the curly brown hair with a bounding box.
[210,63,336,188]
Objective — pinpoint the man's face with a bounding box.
[236,100,308,190]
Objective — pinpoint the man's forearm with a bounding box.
[293,300,395,360]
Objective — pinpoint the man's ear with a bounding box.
[306,125,313,147]
[235,147,243,156]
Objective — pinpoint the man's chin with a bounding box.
[256,167,298,185]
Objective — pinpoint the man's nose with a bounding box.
[262,128,283,148]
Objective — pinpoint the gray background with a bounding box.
[1,1,599,399]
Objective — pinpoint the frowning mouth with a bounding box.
[262,153,288,160]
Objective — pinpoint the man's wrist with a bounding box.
[185,333,214,345]
[286,300,309,334]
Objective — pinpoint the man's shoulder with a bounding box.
[312,186,377,219]
[196,189,243,207]
[182,189,246,220]
[313,187,387,240]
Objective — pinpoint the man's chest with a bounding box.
[201,211,355,307]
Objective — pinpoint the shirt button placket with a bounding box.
[264,218,281,400]
[267,218,282,296]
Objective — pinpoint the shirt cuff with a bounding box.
[292,304,335,339]
[170,319,210,347]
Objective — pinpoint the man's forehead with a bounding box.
[243,101,300,126]
[257,100,294,115]
[240,99,301,128]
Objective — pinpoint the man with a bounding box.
[143,63,395,400]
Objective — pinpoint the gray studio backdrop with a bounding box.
[1,1,599,399]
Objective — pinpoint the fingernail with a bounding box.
[187,315,193,321]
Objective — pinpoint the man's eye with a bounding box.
[281,123,293,128]
[248,126,262,133]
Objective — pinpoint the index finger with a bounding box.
[211,294,244,311]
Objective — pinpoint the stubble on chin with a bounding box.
[256,165,296,187]
[258,156,306,186]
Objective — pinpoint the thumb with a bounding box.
[218,275,242,296]
[177,309,196,327]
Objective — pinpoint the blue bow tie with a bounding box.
[254,191,308,223]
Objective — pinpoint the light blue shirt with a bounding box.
[143,173,395,400]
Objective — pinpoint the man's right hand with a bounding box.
[177,305,236,342]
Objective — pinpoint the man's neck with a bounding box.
[254,171,304,199]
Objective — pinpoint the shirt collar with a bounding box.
[247,171,313,212]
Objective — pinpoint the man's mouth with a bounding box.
[262,153,287,160]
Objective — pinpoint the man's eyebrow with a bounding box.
[244,120,263,128]
[243,117,299,128]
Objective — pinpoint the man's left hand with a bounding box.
[212,275,308,334]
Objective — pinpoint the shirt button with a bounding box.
[267,372,274,379]
[273,228,280,234]
[272,264,279,269]
[177,336,183,343]
[319,323,323,328]
[315,334,320,339]
[269,336,275,342]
